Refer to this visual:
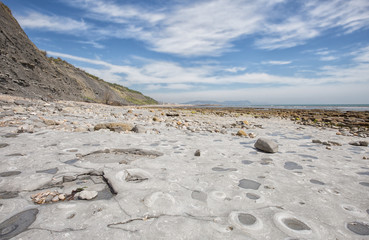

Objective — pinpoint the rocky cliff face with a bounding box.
[0,2,157,105]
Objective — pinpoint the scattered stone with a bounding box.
[248,133,256,138]
[77,190,98,200]
[328,141,342,146]
[17,124,34,133]
[52,195,59,202]
[194,149,201,157]
[336,132,342,135]
[132,125,146,133]
[94,123,133,132]
[254,138,278,153]
[349,141,368,147]
[236,130,247,137]
[312,140,322,144]
[166,112,179,117]
[58,194,66,200]
[40,117,60,126]
[326,146,332,150]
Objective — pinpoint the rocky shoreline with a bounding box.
[149,106,369,138]
[1,94,369,239]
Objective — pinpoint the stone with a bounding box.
[248,133,256,138]
[58,194,66,200]
[236,130,247,137]
[312,140,322,144]
[254,138,278,153]
[349,141,369,147]
[132,125,146,133]
[52,196,59,202]
[194,149,201,157]
[17,124,34,133]
[78,190,98,200]
[166,112,179,117]
[94,123,133,132]
[328,141,342,146]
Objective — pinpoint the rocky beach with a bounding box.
[0,94,368,239]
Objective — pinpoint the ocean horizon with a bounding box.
[187,104,369,112]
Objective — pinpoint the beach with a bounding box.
[1,94,369,239]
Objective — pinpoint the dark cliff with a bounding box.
[0,2,157,105]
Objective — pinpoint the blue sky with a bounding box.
[3,0,369,104]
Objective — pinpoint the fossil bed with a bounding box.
[0,95,368,239]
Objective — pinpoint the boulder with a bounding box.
[254,138,278,153]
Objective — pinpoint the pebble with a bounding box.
[236,130,247,137]
[78,190,98,200]
[194,149,201,157]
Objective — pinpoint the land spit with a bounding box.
[0,94,368,239]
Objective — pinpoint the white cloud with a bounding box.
[16,12,89,33]
[47,49,369,88]
[63,0,165,24]
[262,61,292,65]
[224,67,247,73]
[354,45,369,62]
[17,0,369,56]
[320,56,337,61]
[77,40,105,49]
[256,0,369,49]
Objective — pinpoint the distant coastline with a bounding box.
[184,104,369,112]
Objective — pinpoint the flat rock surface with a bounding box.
[0,95,368,239]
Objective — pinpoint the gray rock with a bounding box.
[349,141,368,147]
[254,138,278,153]
[78,190,98,200]
[194,149,201,156]
[132,125,146,133]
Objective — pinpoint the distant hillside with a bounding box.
[185,100,252,106]
[0,2,157,105]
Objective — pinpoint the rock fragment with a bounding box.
[254,138,278,153]
[77,190,98,200]
[236,130,247,137]
[194,149,201,157]
[94,123,133,132]
[132,125,146,133]
[349,141,368,147]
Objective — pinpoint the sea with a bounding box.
[190,104,369,112]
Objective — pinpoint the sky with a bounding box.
[3,0,369,104]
